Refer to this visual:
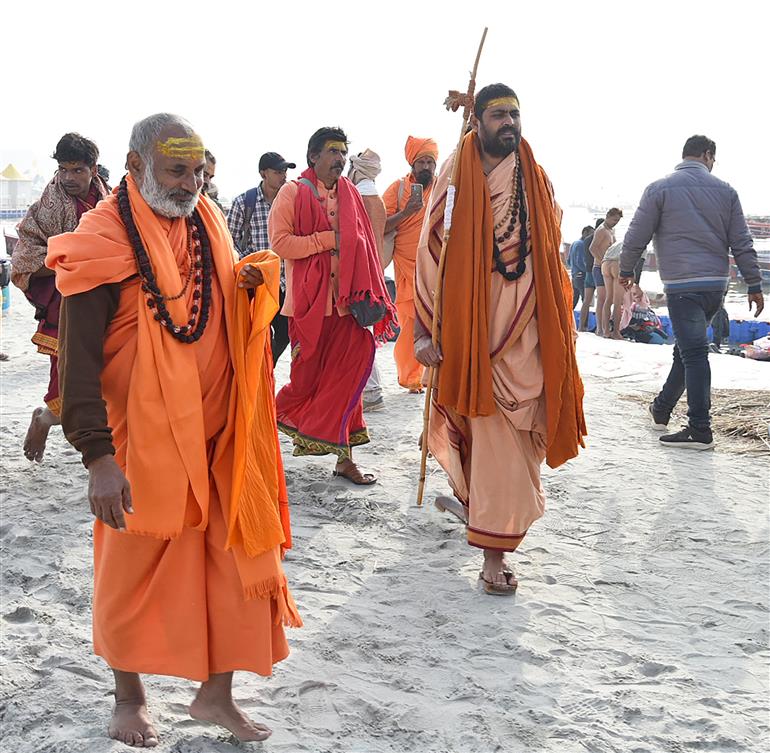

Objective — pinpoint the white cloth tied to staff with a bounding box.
[444,186,456,230]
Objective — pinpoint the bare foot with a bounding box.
[108,700,159,748]
[189,696,271,742]
[23,406,58,462]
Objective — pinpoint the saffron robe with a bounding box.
[415,138,585,551]
[384,174,434,390]
[48,181,299,680]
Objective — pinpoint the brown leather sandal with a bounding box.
[478,569,518,595]
[332,461,377,486]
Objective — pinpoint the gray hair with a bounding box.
[129,113,196,163]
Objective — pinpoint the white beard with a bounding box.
[139,166,200,218]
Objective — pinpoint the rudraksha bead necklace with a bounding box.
[492,158,530,281]
[117,177,213,343]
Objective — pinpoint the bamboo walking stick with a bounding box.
[416,27,488,507]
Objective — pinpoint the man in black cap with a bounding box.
[227,151,296,362]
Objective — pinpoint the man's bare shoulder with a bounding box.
[589,225,611,253]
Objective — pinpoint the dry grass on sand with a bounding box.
[623,388,770,454]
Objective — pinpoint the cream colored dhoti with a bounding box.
[428,315,546,551]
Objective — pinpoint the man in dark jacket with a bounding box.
[620,134,764,449]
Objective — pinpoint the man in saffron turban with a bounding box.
[383,135,439,393]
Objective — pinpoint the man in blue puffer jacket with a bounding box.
[619,134,765,450]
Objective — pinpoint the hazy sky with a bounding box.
[3,0,768,220]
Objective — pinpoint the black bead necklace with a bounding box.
[492,159,529,282]
[117,177,213,344]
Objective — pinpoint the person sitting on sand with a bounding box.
[619,285,668,344]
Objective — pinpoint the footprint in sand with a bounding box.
[560,696,611,719]
[55,663,104,681]
[639,661,675,677]
[297,680,341,731]
[3,606,34,623]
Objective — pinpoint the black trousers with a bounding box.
[271,287,290,364]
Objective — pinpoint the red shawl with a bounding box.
[291,168,396,357]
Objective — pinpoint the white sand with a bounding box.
[1,282,768,753]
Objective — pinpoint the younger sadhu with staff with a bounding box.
[415,84,586,594]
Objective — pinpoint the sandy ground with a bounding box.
[1,282,768,753]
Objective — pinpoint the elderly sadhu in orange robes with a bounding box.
[416,128,586,588]
[383,136,439,392]
[47,174,300,684]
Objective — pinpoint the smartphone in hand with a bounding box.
[411,183,424,201]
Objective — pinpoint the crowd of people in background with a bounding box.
[563,135,765,450]
[2,100,766,748]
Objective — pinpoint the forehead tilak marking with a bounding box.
[325,140,348,152]
[156,136,206,160]
[483,96,520,111]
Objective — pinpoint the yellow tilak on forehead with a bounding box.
[156,136,206,160]
[325,140,347,152]
[484,96,520,111]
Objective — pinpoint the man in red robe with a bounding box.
[268,127,397,485]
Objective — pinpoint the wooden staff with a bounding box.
[416,27,488,507]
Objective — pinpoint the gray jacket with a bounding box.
[620,160,761,294]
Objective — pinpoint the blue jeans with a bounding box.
[654,291,725,430]
[572,275,585,308]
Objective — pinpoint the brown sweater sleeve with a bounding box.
[58,284,121,467]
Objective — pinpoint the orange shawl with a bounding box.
[47,176,299,620]
[427,132,585,468]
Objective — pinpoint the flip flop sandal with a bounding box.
[332,466,377,486]
[434,496,468,524]
[478,570,518,595]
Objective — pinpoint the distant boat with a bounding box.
[4,227,18,257]
[730,258,770,283]
[747,218,770,240]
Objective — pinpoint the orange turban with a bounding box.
[405,136,438,166]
